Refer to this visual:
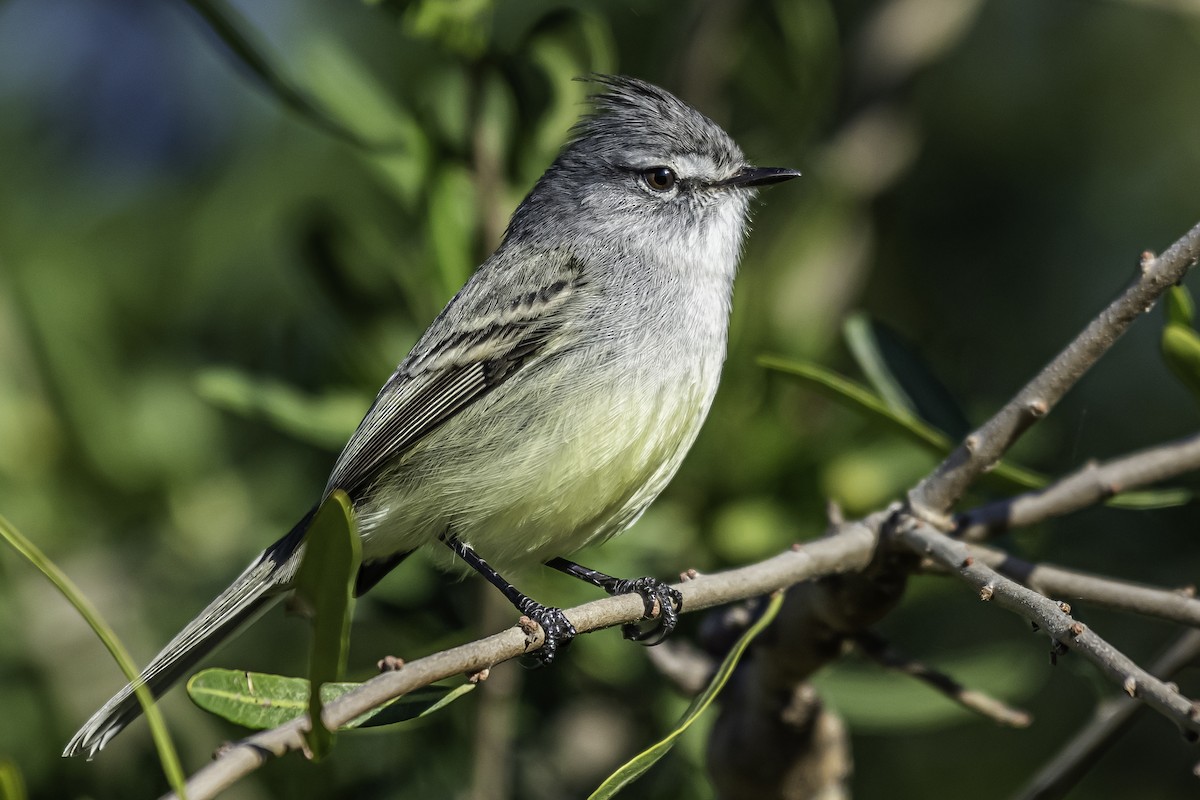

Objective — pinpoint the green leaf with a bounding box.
[292,491,361,760]
[186,669,475,730]
[843,313,972,439]
[0,516,187,796]
[181,0,403,151]
[404,0,493,56]
[1165,285,1196,327]
[759,355,1190,509]
[194,368,363,449]
[1162,325,1200,402]
[1161,286,1200,406]
[759,354,955,452]
[587,592,785,799]
[0,758,27,800]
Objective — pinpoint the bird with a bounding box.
[64,74,800,758]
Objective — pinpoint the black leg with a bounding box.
[545,557,683,646]
[441,532,576,665]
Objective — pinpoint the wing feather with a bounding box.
[326,253,584,499]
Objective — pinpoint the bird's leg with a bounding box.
[440,532,576,665]
[545,557,683,646]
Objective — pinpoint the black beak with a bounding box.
[716,166,802,188]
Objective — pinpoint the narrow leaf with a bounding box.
[180,0,403,151]
[0,516,187,796]
[588,592,785,799]
[194,367,363,449]
[293,491,361,759]
[187,669,474,730]
[843,313,972,439]
[759,356,1190,509]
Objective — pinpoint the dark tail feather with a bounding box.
[62,509,315,759]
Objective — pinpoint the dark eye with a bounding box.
[642,166,677,192]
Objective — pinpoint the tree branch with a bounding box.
[1013,629,1200,800]
[852,630,1032,728]
[162,520,880,800]
[957,432,1200,541]
[966,545,1200,628]
[909,221,1200,515]
[893,521,1200,740]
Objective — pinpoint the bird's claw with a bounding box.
[518,603,577,667]
[611,576,683,646]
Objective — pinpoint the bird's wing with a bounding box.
[326,251,586,500]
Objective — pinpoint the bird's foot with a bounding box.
[610,577,683,645]
[518,602,577,667]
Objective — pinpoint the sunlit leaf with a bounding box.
[187,669,475,730]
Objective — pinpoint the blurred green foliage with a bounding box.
[1,0,1199,798]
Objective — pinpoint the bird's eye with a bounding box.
[642,166,677,192]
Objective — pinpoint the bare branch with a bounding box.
[909,221,1200,515]
[645,638,717,697]
[958,432,1200,541]
[852,630,1032,728]
[1013,630,1200,800]
[967,545,1200,628]
[893,521,1200,740]
[162,520,880,800]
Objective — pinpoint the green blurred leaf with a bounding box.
[588,591,784,799]
[427,165,480,295]
[1161,326,1200,402]
[182,0,403,150]
[187,669,474,731]
[760,354,955,450]
[760,355,1191,509]
[301,38,432,205]
[0,516,186,795]
[194,368,363,449]
[404,0,493,56]
[0,759,27,800]
[1165,284,1196,327]
[1161,286,1200,405]
[293,491,361,760]
[844,313,972,439]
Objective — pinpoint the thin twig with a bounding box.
[957,432,1200,541]
[853,630,1032,727]
[966,545,1200,628]
[909,222,1200,515]
[162,520,880,800]
[1012,629,1200,800]
[893,521,1200,740]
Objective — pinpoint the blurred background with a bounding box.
[1,0,1199,797]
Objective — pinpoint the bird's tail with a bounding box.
[62,509,315,759]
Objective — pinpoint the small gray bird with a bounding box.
[64,74,799,758]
